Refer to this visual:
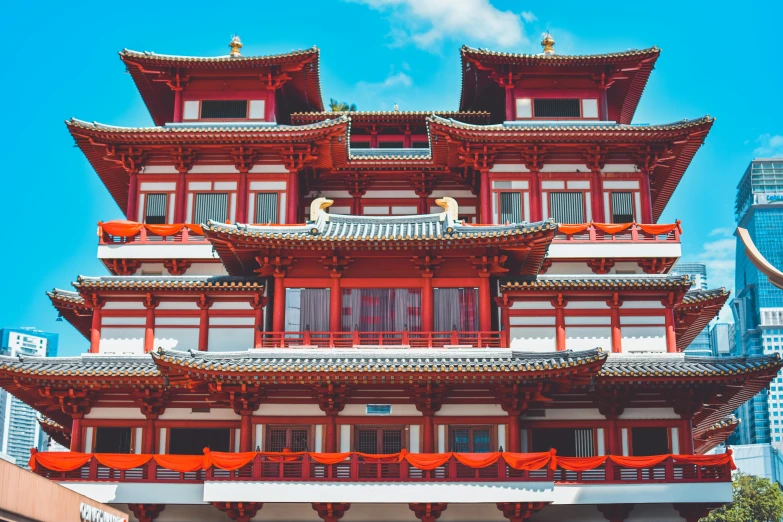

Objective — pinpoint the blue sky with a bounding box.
[2,0,782,355]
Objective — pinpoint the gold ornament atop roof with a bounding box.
[229,35,243,58]
[541,32,555,55]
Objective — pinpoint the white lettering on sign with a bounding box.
[79,502,127,522]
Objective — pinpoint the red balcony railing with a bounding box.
[98,222,208,245]
[33,453,732,485]
[553,222,681,243]
[258,330,505,348]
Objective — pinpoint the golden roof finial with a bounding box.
[229,35,243,58]
[541,32,555,55]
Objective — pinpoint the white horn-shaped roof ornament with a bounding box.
[310,197,334,221]
[435,197,459,221]
[738,227,783,290]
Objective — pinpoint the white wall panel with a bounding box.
[510,301,553,310]
[409,425,420,453]
[100,328,144,354]
[154,328,199,351]
[210,302,253,310]
[103,302,146,310]
[565,327,611,351]
[510,327,555,351]
[564,316,611,325]
[208,328,254,351]
[249,164,288,173]
[564,301,609,309]
[157,301,199,310]
[249,181,287,190]
[155,317,200,326]
[340,425,351,452]
[622,327,666,352]
[620,316,665,325]
[437,405,505,416]
[510,316,556,326]
[102,317,146,326]
[209,317,255,326]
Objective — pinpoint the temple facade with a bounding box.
[1,35,779,522]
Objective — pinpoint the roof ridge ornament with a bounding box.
[310,197,334,222]
[541,32,555,55]
[229,35,243,58]
[435,197,459,222]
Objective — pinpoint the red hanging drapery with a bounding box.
[28,449,732,474]
[555,221,681,236]
[99,220,204,238]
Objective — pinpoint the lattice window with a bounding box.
[499,192,522,223]
[255,192,279,224]
[533,98,581,118]
[449,427,492,453]
[611,192,635,223]
[193,193,229,224]
[200,100,247,119]
[549,192,585,223]
[355,427,404,454]
[267,426,310,452]
[93,427,132,453]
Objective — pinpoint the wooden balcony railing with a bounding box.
[553,223,681,243]
[33,453,732,485]
[258,330,505,348]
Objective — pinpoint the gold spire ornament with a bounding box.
[229,35,243,57]
[541,32,555,55]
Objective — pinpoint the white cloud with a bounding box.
[521,11,537,22]
[349,0,531,50]
[753,133,783,157]
[356,71,413,90]
[683,227,737,322]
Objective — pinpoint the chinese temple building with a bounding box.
[1,34,778,522]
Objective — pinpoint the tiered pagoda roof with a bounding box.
[120,46,324,125]
[428,115,715,222]
[674,288,731,351]
[694,415,740,454]
[459,45,661,124]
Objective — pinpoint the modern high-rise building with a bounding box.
[671,262,713,356]
[732,159,783,445]
[709,322,736,357]
[0,328,59,466]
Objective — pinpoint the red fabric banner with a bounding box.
[99,221,204,238]
[27,449,733,474]
[556,222,681,237]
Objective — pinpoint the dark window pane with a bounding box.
[144,193,168,224]
[631,427,669,456]
[255,193,279,224]
[549,192,584,223]
[356,429,378,454]
[533,98,581,118]
[531,428,594,457]
[194,193,229,224]
[611,192,634,223]
[500,192,522,223]
[473,428,491,453]
[411,141,430,149]
[169,428,230,455]
[382,429,403,453]
[290,429,309,452]
[350,142,371,149]
[93,427,132,453]
[200,100,247,119]
[268,428,288,452]
[378,142,404,149]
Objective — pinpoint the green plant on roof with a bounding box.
[329,98,357,112]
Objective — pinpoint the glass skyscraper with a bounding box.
[732,159,783,445]
[671,262,713,356]
[0,327,58,466]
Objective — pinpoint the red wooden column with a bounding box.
[316,384,348,453]
[554,294,566,351]
[136,389,166,454]
[480,169,491,223]
[681,418,695,454]
[89,300,103,354]
[528,167,542,221]
[664,294,677,353]
[287,170,300,224]
[144,297,157,353]
[591,170,604,222]
[174,170,187,222]
[421,274,434,333]
[127,170,139,221]
[497,296,512,347]
[172,86,183,123]
[478,275,491,333]
[596,392,625,455]
[252,295,267,348]
[272,275,286,332]
[197,295,211,351]
[70,417,83,452]
[609,293,622,353]
[507,412,521,452]
[329,276,342,333]
[504,85,515,121]
[412,384,445,453]
[237,173,249,223]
